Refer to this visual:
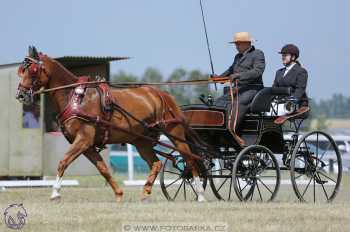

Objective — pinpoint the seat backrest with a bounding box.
[250,87,291,114]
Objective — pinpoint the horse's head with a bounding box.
[16,46,50,105]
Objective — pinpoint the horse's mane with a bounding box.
[43,55,78,82]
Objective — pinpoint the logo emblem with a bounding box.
[3,203,28,230]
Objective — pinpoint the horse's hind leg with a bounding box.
[84,148,124,202]
[166,124,206,202]
[134,139,162,202]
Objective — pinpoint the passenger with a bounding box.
[273,44,309,108]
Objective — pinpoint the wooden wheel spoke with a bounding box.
[301,175,314,198]
[250,184,255,200]
[317,171,337,183]
[316,173,329,200]
[217,177,229,192]
[296,156,306,164]
[239,181,250,194]
[173,179,184,199]
[256,182,263,201]
[183,180,187,200]
[165,177,182,188]
[164,170,181,176]
[319,143,332,161]
[187,180,198,198]
[294,173,304,180]
[236,177,242,193]
[302,140,311,155]
[264,159,273,168]
[257,178,273,194]
[315,133,320,167]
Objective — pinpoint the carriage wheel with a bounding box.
[209,158,240,201]
[232,145,281,202]
[160,155,208,201]
[290,131,342,203]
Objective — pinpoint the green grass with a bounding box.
[0,174,350,232]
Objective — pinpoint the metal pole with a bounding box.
[127,144,134,181]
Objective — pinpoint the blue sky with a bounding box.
[1,0,349,100]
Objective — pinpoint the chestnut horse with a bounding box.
[16,46,205,202]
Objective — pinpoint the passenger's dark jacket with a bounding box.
[273,62,309,106]
[221,46,265,90]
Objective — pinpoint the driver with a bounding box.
[212,32,265,146]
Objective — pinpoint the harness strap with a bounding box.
[57,76,114,149]
[227,79,243,145]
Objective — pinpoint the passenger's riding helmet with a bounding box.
[279,44,300,59]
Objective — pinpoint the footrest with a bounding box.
[274,106,310,125]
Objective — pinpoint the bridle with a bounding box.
[16,54,47,104]
[18,55,45,89]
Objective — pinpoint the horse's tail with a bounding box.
[154,88,208,149]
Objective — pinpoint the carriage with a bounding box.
[159,86,343,203]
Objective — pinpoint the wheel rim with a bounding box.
[233,145,280,202]
[160,156,207,201]
[290,131,342,203]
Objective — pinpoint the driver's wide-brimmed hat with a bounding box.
[229,32,255,43]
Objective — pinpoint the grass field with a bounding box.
[1,173,350,232]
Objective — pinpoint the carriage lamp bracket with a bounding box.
[199,94,214,106]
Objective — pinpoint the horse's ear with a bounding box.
[32,46,39,59]
[28,45,39,59]
[28,46,33,57]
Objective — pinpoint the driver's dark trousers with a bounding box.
[216,88,259,133]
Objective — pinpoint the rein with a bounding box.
[34,78,228,95]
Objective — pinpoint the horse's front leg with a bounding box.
[50,127,94,201]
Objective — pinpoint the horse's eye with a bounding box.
[28,64,38,75]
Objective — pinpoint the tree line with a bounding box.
[111,67,213,105]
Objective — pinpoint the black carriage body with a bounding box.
[181,104,284,154]
[161,87,341,203]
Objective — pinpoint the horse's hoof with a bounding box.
[50,195,61,202]
[197,194,206,202]
[116,193,123,203]
[141,195,151,203]
[116,197,123,203]
[140,192,152,203]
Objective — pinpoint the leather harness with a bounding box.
[56,77,183,151]
[57,76,114,150]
